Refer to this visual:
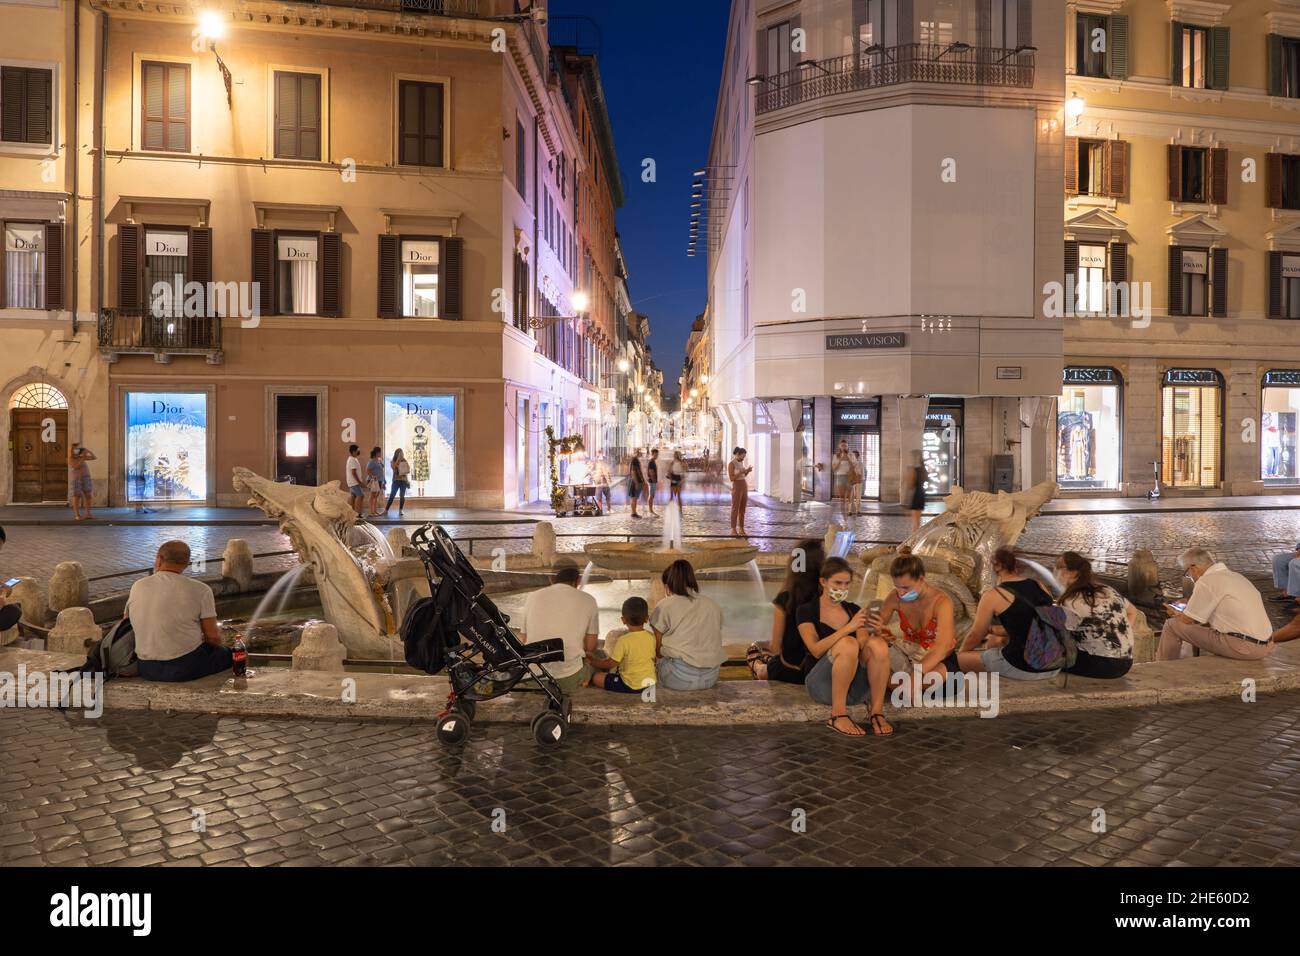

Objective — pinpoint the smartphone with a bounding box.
[866,599,884,628]
[3,578,20,588]
[1168,601,1187,614]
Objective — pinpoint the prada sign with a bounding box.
[826,332,907,351]
[1181,250,1207,274]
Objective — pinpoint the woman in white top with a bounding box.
[384,449,412,517]
[1054,550,1138,679]
[847,450,863,515]
[650,559,726,690]
[832,440,853,516]
[668,450,687,505]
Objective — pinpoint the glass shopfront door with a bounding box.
[799,400,815,500]
[923,400,963,496]
[1160,369,1222,489]
[832,400,882,500]
[1058,367,1122,490]
[1263,371,1300,486]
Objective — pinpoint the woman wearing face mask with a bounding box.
[868,552,959,684]
[796,557,895,737]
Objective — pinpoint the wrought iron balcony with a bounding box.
[755,44,1036,115]
[98,309,223,365]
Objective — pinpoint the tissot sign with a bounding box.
[826,332,907,351]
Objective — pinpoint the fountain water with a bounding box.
[248,564,307,628]
[661,500,684,551]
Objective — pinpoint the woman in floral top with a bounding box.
[1054,551,1139,679]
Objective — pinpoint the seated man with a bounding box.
[1158,548,1274,662]
[1271,544,1300,608]
[519,560,600,695]
[127,541,233,682]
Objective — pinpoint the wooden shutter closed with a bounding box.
[1170,22,1184,86]
[1269,34,1285,96]
[1,67,52,144]
[189,225,211,325]
[1109,241,1128,291]
[976,0,992,48]
[0,68,20,141]
[1106,140,1129,199]
[251,228,274,317]
[1064,239,1079,297]
[440,236,464,320]
[117,223,142,311]
[1167,144,1182,201]
[43,222,64,311]
[1269,250,1284,318]
[1267,152,1284,208]
[1107,15,1130,79]
[1017,0,1032,47]
[377,235,400,318]
[1168,246,1184,316]
[141,61,190,152]
[318,231,341,317]
[1210,147,1228,205]
[1210,26,1230,90]
[275,72,321,161]
[1064,137,1079,194]
[1210,247,1228,317]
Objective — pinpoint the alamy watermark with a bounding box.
[0,666,103,718]
[150,278,263,328]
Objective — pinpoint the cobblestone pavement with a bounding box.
[2,692,1299,866]
[3,483,1299,599]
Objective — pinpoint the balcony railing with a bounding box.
[317,0,482,16]
[756,44,1036,115]
[98,310,223,363]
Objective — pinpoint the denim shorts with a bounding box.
[804,646,872,707]
[656,656,719,690]
[349,484,366,497]
[981,647,1060,681]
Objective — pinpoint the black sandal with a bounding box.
[826,714,865,737]
[867,713,895,737]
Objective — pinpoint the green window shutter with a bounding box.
[1107,15,1129,80]
[1210,27,1230,90]
[1170,22,1184,86]
[1268,33,1284,96]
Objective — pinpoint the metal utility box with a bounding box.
[992,455,1015,493]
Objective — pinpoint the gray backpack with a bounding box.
[78,619,138,678]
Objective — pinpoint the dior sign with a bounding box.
[148,231,188,257]
[4,225,44,253]
[826,332,907,351]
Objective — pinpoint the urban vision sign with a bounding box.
[826,332,907,351]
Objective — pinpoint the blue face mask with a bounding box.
[899,588,921,604]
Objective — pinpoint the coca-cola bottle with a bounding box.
[232,636,248,677]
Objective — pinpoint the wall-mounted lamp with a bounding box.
[199,12,232,110]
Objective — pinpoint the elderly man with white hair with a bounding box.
[1158,548,1275,661]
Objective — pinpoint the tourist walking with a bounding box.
[649,559,726,691]
[1158,548,1274,661]
[956,547,1060,680]
[668,450,686,505]
[365,447,386,517]
[384,449,411,517]
[68,443,96,521]
[904,449,927,533]
[594,454,613,515]
[848,450,863,515]
[796,557,894,737]
[628,449,645,519]
[646,449,660,516]
[345,444,366,514]
[727,447,752,536]
[1053,551,1136,679]
[748,538,826,683]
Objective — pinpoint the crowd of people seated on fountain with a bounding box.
[649,560,726,690]
[127,541,233,683]
[747,538,825,685]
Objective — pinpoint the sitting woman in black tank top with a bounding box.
[956,547,1061,681]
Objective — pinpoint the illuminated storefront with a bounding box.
[125,391,208,502]
[831,399,882,499]
[1057,367,1122,491]
[799,400,815,500]
[1161,369,1222,489]
[1262,370,1300,487]
[381,393,457,498]
[923,400,963,496]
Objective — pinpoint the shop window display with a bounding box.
[382,393,456,498]
[126,392,208,502]
[1263,378,1300,486]
[1057,375,1121,490]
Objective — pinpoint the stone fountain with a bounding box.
[232,468,414,660]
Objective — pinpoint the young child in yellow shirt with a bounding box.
[588,597,657,694]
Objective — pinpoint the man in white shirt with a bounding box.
[127,541,232,682]
[1158,548,1275,661]
[519,562,600,694]
[345,444,365,514]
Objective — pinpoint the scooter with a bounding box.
[1147,460,1161,500]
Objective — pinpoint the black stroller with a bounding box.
[404,524,572,748]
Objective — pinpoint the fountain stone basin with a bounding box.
[582,540,759,573]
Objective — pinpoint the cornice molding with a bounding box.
[1165,0,1232,24]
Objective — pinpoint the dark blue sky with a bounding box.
[550,0,731,396]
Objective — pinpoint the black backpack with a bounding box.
[77,618,138,679]
[400,586,464,675]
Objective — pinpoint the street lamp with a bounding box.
[617,358,629,373]
[198,11,233,110]
[528,289,590,330]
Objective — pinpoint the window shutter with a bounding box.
[1167,144,1182,201]
[251,228,274,317]
[0,68,21,141]
[1267,152,1284,208]
[1170,22,1184,86]
[275,72,299,159]
[1269,250,1284,318]
[1210,147,1228,205]
[897,0,914,47]
[1109,241,1128,291]
[1064,137,1079,194]
[1017,0,1032,48]
[142,62,189,152]
[754,29,767,78]
[189,225,211,321]
[1210,26,1230,90]
[1107,15,1130,79]
[43,222,64,311]
[1106,140,1129,199]
[1268,34,1284,97]
[1210,247,1228,317]
[117,223,142,311]
[1064,240,1079,305]
[1167,245,1184,316]
[440,236,464,320]
[317,231,342,318]
[377,234,400,318]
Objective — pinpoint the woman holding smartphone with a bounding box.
[868,552,959,688]
[67,443,96,521]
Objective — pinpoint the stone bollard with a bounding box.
[292,621,348,673]
[222,539,255,591]
[1131,610,1157,663]
[822,522,843,560]
[1128,548,1161,606]
[532,522,556,562]
[49,561,90,613]
[7,577,49,629]
[386,527,412,557]
[47,607,101,655]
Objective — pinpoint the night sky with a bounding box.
[549,0,732,397]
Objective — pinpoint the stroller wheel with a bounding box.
[532,711,568,747]
[436,711,470,747]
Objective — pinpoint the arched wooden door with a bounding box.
[9,384,69,502]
